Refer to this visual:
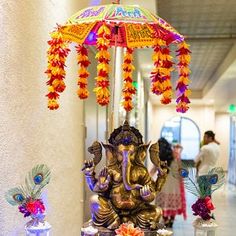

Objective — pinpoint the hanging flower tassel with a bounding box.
[150,37,174,105]
[150,38,166,96]
[122,47,136,111]
[160,47,174,104]
[45,31,70,110]
[176,41,191,113]
[94,23,111,106]
[76,45,90,99]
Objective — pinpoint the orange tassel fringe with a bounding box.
[176,41,191,113]
[45,32,70,110]
[76,45,90,99]
[94,24,111,106]
[122,47,136,111]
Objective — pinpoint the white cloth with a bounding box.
[195,142,220,175]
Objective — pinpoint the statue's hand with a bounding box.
[140,185,155,202]
[82,159,95,175]
[98,167,111,191]
[158,161,168,176]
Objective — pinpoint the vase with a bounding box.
[25,213,51,236]
[193,218,218,236]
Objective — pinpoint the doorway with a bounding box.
[161,116,200,160]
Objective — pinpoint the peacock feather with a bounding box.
[5,164,51,205]
[5,186,27,206]
[207,167,225,193]
[25,164,51,199]
[175,165,225,198]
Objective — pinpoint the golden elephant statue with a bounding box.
[82,121,168,230]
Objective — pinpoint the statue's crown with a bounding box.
[108,120,143,146]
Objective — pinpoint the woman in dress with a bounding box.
[155,141,187,228]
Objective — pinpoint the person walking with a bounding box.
[195,130,220,176]
[195,130,220,196]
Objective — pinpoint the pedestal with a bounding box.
[81,222,172,236]
[25,222,51,236]
[193,218,218,236]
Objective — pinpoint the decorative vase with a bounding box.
[25,213,51,236]
[193,218,218,236]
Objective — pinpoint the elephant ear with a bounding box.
[136,142,150,164]
[102,143,117,166]
[149,142,161,167]
[88,141,103,166]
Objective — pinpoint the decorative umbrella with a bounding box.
[46,1,191,113]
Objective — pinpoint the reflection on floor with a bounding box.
[172,183,236,236]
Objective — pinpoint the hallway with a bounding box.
[1,0,236,235]
[173,183,236,236]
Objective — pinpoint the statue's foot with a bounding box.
[135,205,162,230]
[107,218,121,230]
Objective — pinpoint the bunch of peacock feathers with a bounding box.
[172,165,225,198]
[5,164,51,209]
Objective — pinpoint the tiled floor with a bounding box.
[171,183,236,236]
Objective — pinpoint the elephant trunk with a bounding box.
[122,150,140,191]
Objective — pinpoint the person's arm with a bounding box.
[214,139,220,145]
[194,148,205,174]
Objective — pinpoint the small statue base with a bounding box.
[193,218,218,236]
[81,222,166,236]
[25,221,51,236]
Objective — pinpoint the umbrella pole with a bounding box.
[109,26,119,134]
[125,111,130,121]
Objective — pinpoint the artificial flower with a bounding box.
[192,198,212,221]
[48,99,59,110]
[115,223,144,236]
[19,199,45,217]
[176,102,189,113]
[204,196,215,211]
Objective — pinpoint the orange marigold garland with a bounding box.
[76,45,90,99]
[45,31,70,110]
[150,37,173,104]
[150,38,165,96]
[94,23,111,106]
[122,47,136,111]
[160,46,174,104]
[176,41,191,113]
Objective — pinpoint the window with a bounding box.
[161,117,200,160]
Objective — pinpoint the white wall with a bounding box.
[0,1,93,235]
[149,104,229,171]
[150,105,215,141]
[215,113,230,170]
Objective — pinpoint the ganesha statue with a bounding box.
[82,121,168,231]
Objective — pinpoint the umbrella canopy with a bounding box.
[60,4,183,47]
[46,3,191,113]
